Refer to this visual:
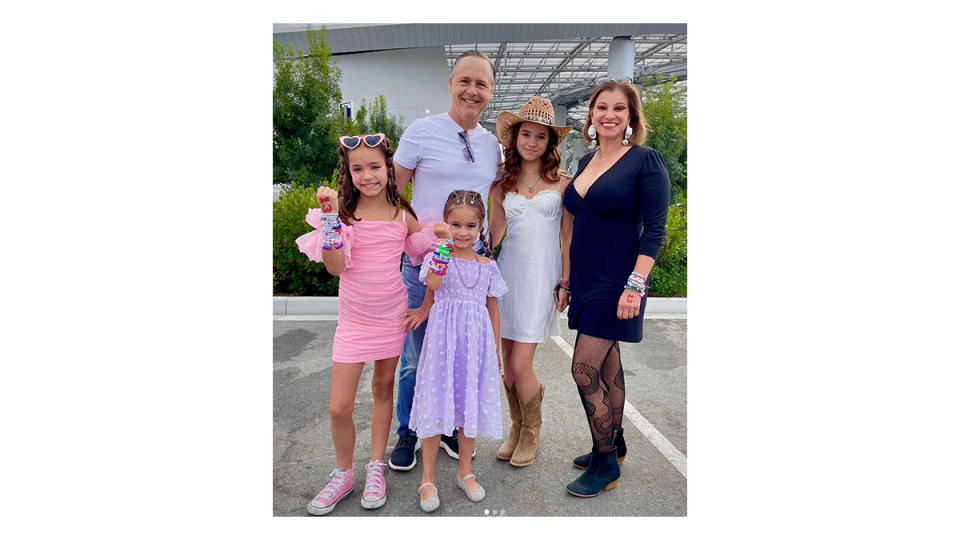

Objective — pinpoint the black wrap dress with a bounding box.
[562,145,671,342]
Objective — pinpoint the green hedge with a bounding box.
[648,194,687,297]
[273,185,339,296]
[273,186,687,297]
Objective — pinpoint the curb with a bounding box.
[273,296,686,316]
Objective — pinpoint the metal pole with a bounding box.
[608,36,634,80]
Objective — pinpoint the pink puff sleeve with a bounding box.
[294,209,355,268]
[404,208,443,267]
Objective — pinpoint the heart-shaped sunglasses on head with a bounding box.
[339,133,386,150]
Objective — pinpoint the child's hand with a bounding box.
[399,305,429,331]
[433,221,452,239]
[316,186,339,213]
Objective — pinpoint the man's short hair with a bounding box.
[451,50,496,79]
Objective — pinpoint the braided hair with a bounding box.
[442,190,492,257]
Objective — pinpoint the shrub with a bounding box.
[273,185,339,295]
[642,75,687,203]
[274,185,685,297]
[648,192,687,297]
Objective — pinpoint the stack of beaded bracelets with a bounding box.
[428,239,454,276]
[624,272,647,296]
[558,279,571,294]
[321,213,343,250]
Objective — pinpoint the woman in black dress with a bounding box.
[559,79,670,497]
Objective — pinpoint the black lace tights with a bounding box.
[571,333,625,453]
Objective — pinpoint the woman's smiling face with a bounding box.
[591,87,631,139]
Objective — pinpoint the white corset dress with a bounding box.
[496,189,563,343]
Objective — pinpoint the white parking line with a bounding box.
[550,335,687,479]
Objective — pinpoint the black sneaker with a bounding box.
[439,428,476,460]
[388,433,421,471]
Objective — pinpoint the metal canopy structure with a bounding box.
[444,36,686,131]
[274,24,687,132]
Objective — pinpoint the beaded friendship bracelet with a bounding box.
[428,239,454,276]
[558,279,571,294]
[321,212,343,250]
[624,272,646,296]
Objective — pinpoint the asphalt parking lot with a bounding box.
[274,313,686,517]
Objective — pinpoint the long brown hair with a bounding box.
[493,121,563,202]
[581,79,648,146]
[334,137,416,226]
[442,190,491,257]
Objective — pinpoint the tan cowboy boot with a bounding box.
[510,384,544,467]
[496,380,522,460]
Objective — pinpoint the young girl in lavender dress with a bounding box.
[408,190,508,513]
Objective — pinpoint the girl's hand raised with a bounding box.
[316,186,339,213]
[433,221,453,239]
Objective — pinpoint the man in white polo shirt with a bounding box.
[388,50,502,472]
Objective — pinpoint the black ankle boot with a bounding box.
[566,447,621,497]
[572,429,626,469]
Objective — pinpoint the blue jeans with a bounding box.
[396,253,427,436]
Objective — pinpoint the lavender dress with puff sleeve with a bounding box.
[408,258,508,440]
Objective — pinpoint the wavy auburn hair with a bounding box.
[581,79,649,146]
[334,137,416,226]
[493,122,564,202]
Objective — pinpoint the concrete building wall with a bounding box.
[334,47,453,130]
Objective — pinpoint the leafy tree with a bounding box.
[273,26,349,187]
[641,75,687,202]
[352,95,405,149]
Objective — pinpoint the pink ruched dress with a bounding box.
[296,208,438,363]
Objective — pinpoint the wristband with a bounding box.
[624,272,646,296]
[428,239,454,276]
[320,213,343,250]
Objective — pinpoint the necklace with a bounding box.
[518,175,541,194]
[452,251,482,289]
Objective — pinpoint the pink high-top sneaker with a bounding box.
[307,467,354,516]
[361,459,387,509]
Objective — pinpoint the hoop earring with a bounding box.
[587,124,597,145]
[623,125,633,146]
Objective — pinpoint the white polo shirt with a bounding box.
[394,112,501,219]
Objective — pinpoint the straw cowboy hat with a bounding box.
[495,96,573,145]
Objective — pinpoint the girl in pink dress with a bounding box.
[295,134,438,516]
